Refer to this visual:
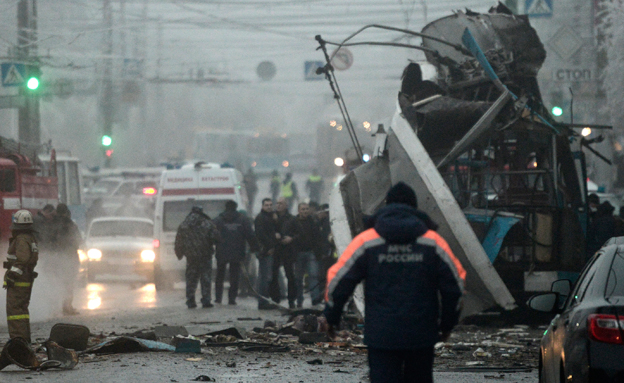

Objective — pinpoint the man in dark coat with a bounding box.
[272,197,298,308]
[293,202,323,307]
[175,206,220,309]
[52,204,83,315]
[33,204,56,249]
[587,201,617,258]
[254,198,279,309]
[213,200,258,305]
[324,182,465,383]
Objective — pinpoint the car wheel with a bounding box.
[539,351,545,383]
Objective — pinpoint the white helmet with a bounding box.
[11,210,33,229]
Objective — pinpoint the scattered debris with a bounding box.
[205,327,246,340]
[154,326,189,338]
[173,337,201,354]
[185,357,203,362]
[298,332,330,344]
[192,375,215,382]
[84,337,175,354]
[48,323,90,352]
[237,317,262,321]
[307,359,323,365]
[226,361,236,367]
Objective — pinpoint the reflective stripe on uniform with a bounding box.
[2,281,31,287]
[6,254,17,260]
[325,228,385,304]
[7,314,29,320]
[281,181,293,198]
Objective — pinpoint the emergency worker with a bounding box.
[281,173,298,213]
[305,169,324,204]
[270,170,281,203]
[52,204,82,315]
[324,182,466,383]
[175,206,220,309]
[3,210,39,343]
[213,201,258,305]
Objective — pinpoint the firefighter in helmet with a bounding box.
[3,210,39,343]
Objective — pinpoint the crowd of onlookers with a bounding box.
[175,171,334,310]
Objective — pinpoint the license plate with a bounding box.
[107,258,135,265]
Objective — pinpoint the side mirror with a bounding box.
[527,293,559,313]
[551,279,571,296]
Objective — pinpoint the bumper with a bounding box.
[589,341,624,382]
[86,259,154,278]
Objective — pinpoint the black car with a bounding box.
[528,239,624,383]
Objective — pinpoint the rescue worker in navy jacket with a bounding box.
[213,200,258,305]
[324,182,466,383]
[3,210,39,343]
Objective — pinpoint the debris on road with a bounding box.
[84,336,175,354]
[154,325,189,338]
[192,375,215,382]
[48,323,90,351]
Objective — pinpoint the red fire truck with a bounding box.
[0,137,58,242]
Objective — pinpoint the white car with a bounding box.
[81,217,156,282]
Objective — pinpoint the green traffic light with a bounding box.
[101,135,112,146]
[551,106,563,117]
[26,77,39,90]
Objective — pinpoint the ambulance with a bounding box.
[152,162,248,290]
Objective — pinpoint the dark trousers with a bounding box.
[270,251,296,304]
[367,347,434,383]
[185,257,212,307]
[215,260,241,304]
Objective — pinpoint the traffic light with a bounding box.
[101,135,112,147]
[105,149,113,158]
[24,65,41,91]
[549,91,567,119]
[551,106,563,117]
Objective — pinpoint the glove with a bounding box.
[3,271,16,289]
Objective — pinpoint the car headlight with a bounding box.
[78,249,87,262]
[87,248,102,261]
[140,249,155,263]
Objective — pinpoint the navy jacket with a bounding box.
[323,203,465,350]
[214,210,258,262]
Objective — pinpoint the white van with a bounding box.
[153,162,248,290]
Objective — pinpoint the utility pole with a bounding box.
[17,0,39,144]
[101,0,114,167]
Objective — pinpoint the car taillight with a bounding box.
[588,314,624,344]
[143,187,157,195]
[153,239,160,248]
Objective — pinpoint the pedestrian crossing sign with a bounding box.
[526,0,553,18]
[1,63,25,87]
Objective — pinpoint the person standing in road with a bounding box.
[254,198,279,310]
[293,202,323,308]
[272,197,298,308]
[243,168,258,214]
[52,204,83,316]
[305,169,324,204]
[270,170,281,203]
[174,206,220,309]
[324,182,466,383]
[213,200,258,305]
[281,173,298,213]
[3,210,39,343]
[316,204,335,285]
[33,204,56,248]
